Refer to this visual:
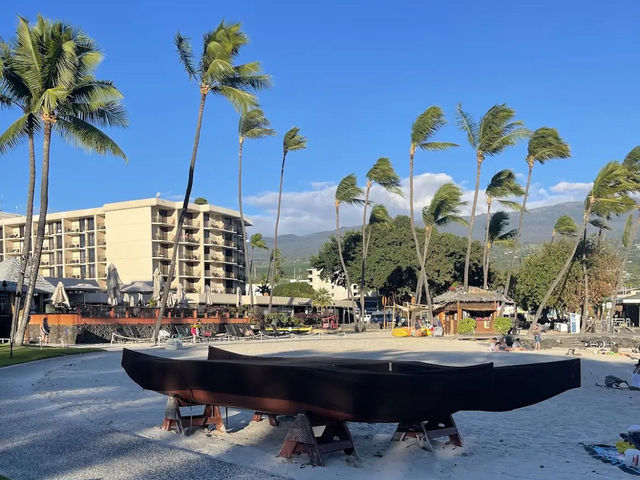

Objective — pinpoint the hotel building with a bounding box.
[0,198,249,294]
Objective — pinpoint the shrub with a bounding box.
[272,282,315,298]
[266,313,288,326]
[194,197,208,205]
[493,317,513,335]
[458,317,476,335]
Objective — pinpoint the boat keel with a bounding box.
[392,415,463,451]
[278,413,357,466]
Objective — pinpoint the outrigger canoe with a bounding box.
[121,348,580,422]
[205,346,581,412]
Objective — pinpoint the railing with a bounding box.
[183,219,199,228]
[181,236,199,244]
[180,269,201,277]
[152,215,173,224]
[153,250,169,258]
[224,241,235,247]
[182,254,199,261]
[153,234,173,242]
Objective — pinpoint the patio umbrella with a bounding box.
[122,281,154,294]
[203,284,214,306]
[176,283,189,307]
[106,263,123,306]
[152,268,164,301]
[51,281,70,308]
[123,293,131,305]
[236,286,242,308]
[137,293,144,305]
[166,291,176,308]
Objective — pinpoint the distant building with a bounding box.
[0,198,249,294]
[305,268,351,301]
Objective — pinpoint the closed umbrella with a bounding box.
[137,293,144,305]
[176,283,189,307]
[51,281,71,308]
[152,268,164,301]
[166,291,176,308]
[203,284,214,306]
[236,286,242,308]
[106,263,123,306]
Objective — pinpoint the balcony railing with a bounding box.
[153,234,174,242]
[180,236,199,244]
[180,269,200,277]
[152,215,173,224]
[181,254,199,261]
[153,250,169,258]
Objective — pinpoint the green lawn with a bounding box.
[0,344,104,368]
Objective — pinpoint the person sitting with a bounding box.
[489,337,499,352]
[498,337,511,351]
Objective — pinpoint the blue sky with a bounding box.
[1,0,639,234]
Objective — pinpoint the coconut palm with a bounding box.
[360,158,402,324]
[11,16,127,346]
[417,183,467,318]
[312,288,332,314]
[456,104,529,292]
[153,22,270,343]
[484,211,517,287]
[267,127,307,314]
[364,204,392,258]
[408,107,457,323]
[607,146,640,329]
[503,127,570,295]
[248,232,268,308]
[335,174,364,324]
[551,215,578,243]
[0,39,40,356]
[533,161,638,325]
[482,170,523,288]
[238,109,275,309]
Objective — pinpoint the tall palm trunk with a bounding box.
[482,198,492,289]
[360,182,371,325]
[464,152,483,291]
[17,119,54,346]
[237,137,253,310]
[153,92,207,344]
[608,213,640,332]
[485,243,493,286]
[551,232,556,244]
[504,162,533,296]
[581,229,589,324]
[10,132,36,354]
[335,203,358,324]
[267,152,287,314]
[416,227,434,321]
[533,203,593,324]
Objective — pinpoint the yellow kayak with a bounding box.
[392,327,430,337]
[265,326,313,335]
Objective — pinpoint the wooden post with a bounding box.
[456,301,462,335]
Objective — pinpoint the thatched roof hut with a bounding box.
[433,287,513,335]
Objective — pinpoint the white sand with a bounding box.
[1,332,638,479]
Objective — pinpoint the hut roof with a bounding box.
[0,257,55,294]
[433,286,513,305]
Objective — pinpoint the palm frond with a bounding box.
[56,116,127,161]
[487,211,513,243]
[485,169,524,199]
[335,174,364,205]
[590,161,639,202]
[214,85,258,112]
[283,127,307,153]
[419,141,459,151]
[239,107,276,139]
[0,113,30,154]
[423,183,467,227]
[369,204,391,225]
[477,104,529,155]
[553,215,578,237]
[623,214,634,248]
[456,103,478,148]
[411,106,454,150]
[175,32,197,80]
[623,146,640,171]
[498,199,524,211]
[250,233,268,250]
[366,157,402,195]
[589,217,610,230]
[527,127,571,164]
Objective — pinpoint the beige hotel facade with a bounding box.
[0,198,249,294]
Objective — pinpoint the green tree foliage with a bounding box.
[272,282,315,298]
[458,317,476,335]
[312,288,333,311]
[514,239,619,314]
[194,197,208,204]
[311,215,484,301]
[493,317,513,334]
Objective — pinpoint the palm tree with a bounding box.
[607,146,640,329]
[267,127,306,314]
[12,16,127,346]
[248,232,268,307]
[238,109,275,310]
[456,104,529,291]
[482,170,523,288]
[153,22,270,343]
[417,183,467,318]
[360,158,401,324]
[364,204,391,258]
[312,288,332,314]
[484,211,517,287]
[0,39,40,356]
[335,174,364,324]
[532,161,638,325]
[408,107,457,320]
[503,127,570,295]
[551,215,578,243]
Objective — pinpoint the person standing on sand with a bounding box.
[532,324,542,350]
[40,317,51,345]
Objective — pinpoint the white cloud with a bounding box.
[549,181,593,194]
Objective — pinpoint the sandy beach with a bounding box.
[1,332,638,480]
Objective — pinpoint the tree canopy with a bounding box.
[272,281,315,298]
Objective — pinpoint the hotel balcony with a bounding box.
[152,215,174,226]
[180,253,199,262]
[179,268,201,278]
[182,219,200,229]
[179,236,199,245]
[153,233,174,244]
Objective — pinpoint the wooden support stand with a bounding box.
[278,413,356,466]
[161,396,225,435]
[392,415,462,451]
[252,412,280,426]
